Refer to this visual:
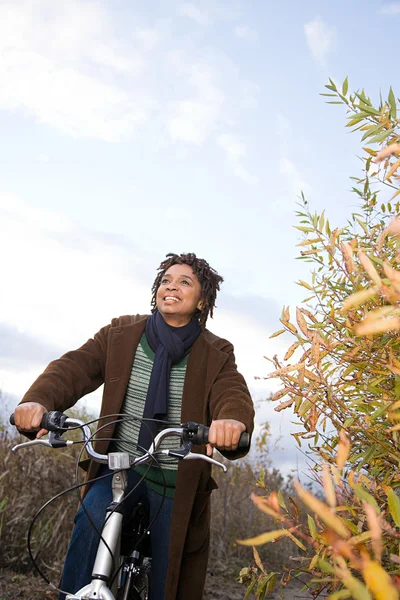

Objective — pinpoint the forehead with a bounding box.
[163,263,199,281]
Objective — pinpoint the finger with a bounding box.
[231,428,241,450]
[206,443,213,457]
[36,428,48,439]
[216,423,226,448]
[207,422,217,446]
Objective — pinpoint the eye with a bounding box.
[161,278,169,284]
[181,279,190,285]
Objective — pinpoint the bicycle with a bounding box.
[10,411,249,600]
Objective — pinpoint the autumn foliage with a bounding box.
[240,80,400,599]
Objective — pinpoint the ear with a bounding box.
[197,300,203,311]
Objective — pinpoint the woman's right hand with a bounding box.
[13,402,48,438]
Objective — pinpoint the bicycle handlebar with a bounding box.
[9,412,250,450]
[9,412,250,470]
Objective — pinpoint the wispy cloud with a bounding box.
[234,25,258,43]
[304,17,336,67]
[179,3,210,25]
[0,1,154,141]
[167,62,225,144]
[279,157,312,198]
[378,2,400,14]
[217,133,257,184]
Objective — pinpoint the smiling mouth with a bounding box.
[164,296,180,302]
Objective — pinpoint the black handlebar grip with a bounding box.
[193,424,250,450]
[9,411,68,432]
[40,411,68,432]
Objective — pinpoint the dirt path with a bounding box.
[0,568,317,599]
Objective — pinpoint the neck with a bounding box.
[162,315,191,328]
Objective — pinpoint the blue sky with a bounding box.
[1,0,399,475]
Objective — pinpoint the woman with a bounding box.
[14,252,254,600]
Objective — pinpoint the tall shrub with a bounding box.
[239,81,400,600]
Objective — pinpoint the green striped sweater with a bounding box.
[112,333,188,498]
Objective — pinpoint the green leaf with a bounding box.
[357,444,377,469]
[388,87,397,118]
[318,558,335,574]
[243,579,257,600]
[327,590,352,599]
[277,490,287,511]
[328,78,337,91]
[308,514,316,537]
[387,488,400,527]
[361,123,385,142]
[342,76,349,96]
[368,128,394,144]
[353,484,380,513]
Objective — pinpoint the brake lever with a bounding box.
[12,432,72,453]
[183,451,228,472]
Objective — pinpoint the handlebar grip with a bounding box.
[9,411,68,432]
[192,424,250,450]
[40,411,68,431]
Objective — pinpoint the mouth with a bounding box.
[163,296,180,303]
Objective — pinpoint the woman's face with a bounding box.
[156,263,202,327]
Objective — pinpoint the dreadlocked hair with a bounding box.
[151,253,224,329]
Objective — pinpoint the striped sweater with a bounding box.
[113,333,188,498]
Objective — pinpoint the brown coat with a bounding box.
[21,314,254,599]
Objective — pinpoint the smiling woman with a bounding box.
[13,251,254,600]
[156,263,202,326]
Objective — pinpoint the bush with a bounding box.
[239,80,400,600]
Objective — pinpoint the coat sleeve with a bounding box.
[208,341,255,459]
[19,324,111,413]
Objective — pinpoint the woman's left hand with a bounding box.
[206,419,246,456]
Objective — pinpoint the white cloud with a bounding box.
[217,133,257,184]
[304,17,336,67]
[167,63,225,144]
[279,157,312,198]
[234,25,258,43]
[379,2,400,13]
[179,3,210,25]
[134,28,162,50]
[0,0,154,141]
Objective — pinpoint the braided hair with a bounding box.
[151,253,224,329]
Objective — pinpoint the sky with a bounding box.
[1,0,399,477]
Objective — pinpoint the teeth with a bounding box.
[165,296,179,302]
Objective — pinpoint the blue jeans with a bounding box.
[59,467,174,600]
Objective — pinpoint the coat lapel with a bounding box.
[94,317,148,454]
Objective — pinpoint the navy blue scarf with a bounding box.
[138,310,201,450]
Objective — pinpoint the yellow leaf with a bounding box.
[354,317,400,336]
[269,329,286,338]
[342,288,378,311]
[391,188,400,201]
[295,483,351,538]
[275,399,294,412]
[362,560,398,600]
[271,388,290,401]
[358,250,381,286]
[296,238,322,246]
[252,546,266,574]
[336,430,351,471]
[285,529,307,551]
[284,342,300,361]
[237,529,289,546]
[323,464,337,508]
[385,157,400,181]
[296,307,311,339]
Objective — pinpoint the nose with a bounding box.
[166,282,177,290]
